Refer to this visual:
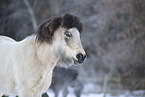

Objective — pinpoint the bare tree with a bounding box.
[23,0,37,30]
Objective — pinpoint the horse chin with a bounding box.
[57,57,73,67]
[60,58,81,67]
[58,62,73,68]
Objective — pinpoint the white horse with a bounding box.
[0,13,86,97]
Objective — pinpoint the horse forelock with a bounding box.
[36,13,83,43]
[61,13,83,33]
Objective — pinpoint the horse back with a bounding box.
[0,36,15,43]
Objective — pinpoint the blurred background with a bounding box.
[0,0,145,97]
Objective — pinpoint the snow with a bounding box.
[47,90,104,97]
[47,83,145,97]
[8,83,145,97]
[8,89,145,97]
[47,91,145,97]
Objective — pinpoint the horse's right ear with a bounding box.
[62,13,83,33]
[36,17,62,43]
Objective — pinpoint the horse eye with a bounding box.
[65,31,72,38]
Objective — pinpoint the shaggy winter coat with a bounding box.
[0,13,86,97]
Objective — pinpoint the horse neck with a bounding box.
[35,41,59,70]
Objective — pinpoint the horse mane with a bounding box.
[36,13,83,43]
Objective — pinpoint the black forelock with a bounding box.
[61,13,83,33]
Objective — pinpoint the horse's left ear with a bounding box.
[36,17,62,43]
[62,13,83,33]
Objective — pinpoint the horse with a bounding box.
[0,13,86,97]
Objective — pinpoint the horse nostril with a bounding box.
[84,54,87,60]
[76,53,85,63]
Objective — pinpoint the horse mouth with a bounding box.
[73,58,80,66]
[73,55,86,66]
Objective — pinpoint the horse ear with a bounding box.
[62,13,74,26]
[62,13,83,33]
[63,13,72,18]
[36,17,62,43]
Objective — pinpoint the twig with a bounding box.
[23,0,37,30]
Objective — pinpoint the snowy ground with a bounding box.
[47,90,145,97]
[47,83,145,97]
[9,83,145,97]
[9,89,145,97]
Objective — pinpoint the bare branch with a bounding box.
[23,0,37,30]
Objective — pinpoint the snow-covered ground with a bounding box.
[47,90,104,97]
[9,83,145,97]
[47,83,145,97]
[47,90,145,97]
[9,89,145,97]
